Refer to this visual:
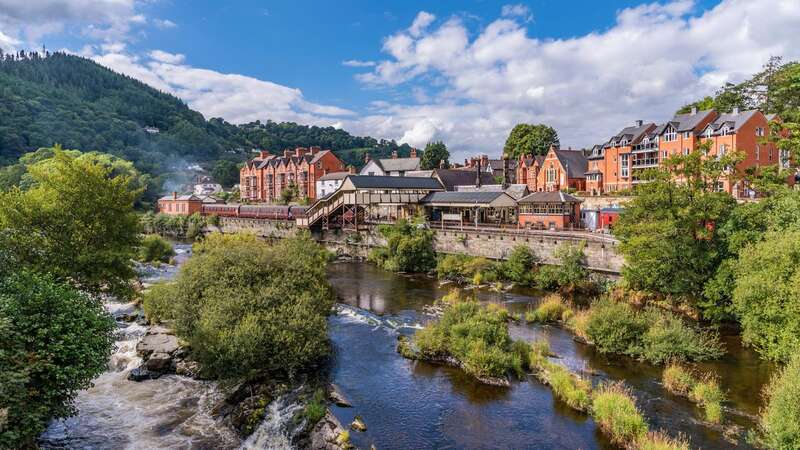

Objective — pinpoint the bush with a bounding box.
[662,364,695,396]
[638,431,690,450]
[529,294,569,323]
[168,232,335,379]
[565,309,592,342]
[535,241,589,293]
[370,219,436,273]
[303,388,327,425]
[591,383,649,446]
[142,281,178,323]
[759,354,800,449]
[690,378,725,423]
[500,245,538,284]
[414,298,521,380]
[436,254,499,284]
[0,271,114,448]
[541,363,592,411]
[583,299,723,364]
[138,234,175,263]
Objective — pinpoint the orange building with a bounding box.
[240,146,347,203]
[517,191,582,230]
[597,120,656,193]
[516,146,588,192]
[158,193,203,215]
[516,154,544,192]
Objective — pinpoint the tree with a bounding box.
[211,159,240,188]
[614,145,739,310]
[0,271,114,448]
[0,149,142,299]
[503,124,559,159]
[369,218,436,272]
[148,232,335,379]
[420,141,450,170]
[732,230,800,362]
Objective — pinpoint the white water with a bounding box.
[240,394,305,450]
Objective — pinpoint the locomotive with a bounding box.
[200,204,309,220]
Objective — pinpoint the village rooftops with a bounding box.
[433,168,496,191]
[158,193,201,201]
[420,191,517,207]
[666,109,716,132]
[317,171,351,181]
[553,149,589,178]
[605,122,656,148]
[700,109,760,136]
[371,157,421,172]
[455,184,529,200]
[341,175,444,191]
[517,191,583,204]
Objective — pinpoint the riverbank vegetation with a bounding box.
[138,234,175,263]
[141,211,209,240]
[662,364,725,423]
[756,354,800,449]
[142,232,335,380]
[0,148,140,447]
[368,217,436,272]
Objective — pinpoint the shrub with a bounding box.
[511,340,532,373]
[565,310,592,342]
[141,281,177,323]
[535,241,589,293]
[591,383,649,445]
[585,299,649,356]
[638,431,690,450]
[436,254,499,285]
[541,363,592,411]
[500,245,538,284]
[138,234,175,263]
[759,354,800,449]
[530,294,569,323]
[303,388,327,425]
[690,377,725,423]
[662,364,695,396]
[371,219,436,273]
[0,271,115,448]
[170,232,335,379]
[414,300,521,380]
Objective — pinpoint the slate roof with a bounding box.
[433,168,497,191]
[668,110,715,132]
[318,171,350,181]
[344,175,443,190]
[455,184,530,200]
[252,149,333,169]
[159,194,201,201]
[420,191,512,205]
[518,191,583,204]
[554,150,589,179]
[375,157,421,172]
[606,123,656,147]
[706,109,760,133]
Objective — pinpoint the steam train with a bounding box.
[200,204,308,220]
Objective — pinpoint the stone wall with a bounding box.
[216,218,623,274]
[577,195,632,210]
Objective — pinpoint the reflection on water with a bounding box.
[328,261,768,450]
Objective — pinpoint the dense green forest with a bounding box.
[0,51,412,188]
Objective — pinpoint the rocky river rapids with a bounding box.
[39,249,774,450]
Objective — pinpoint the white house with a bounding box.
[359,149,421,177]
[315,171,350,198]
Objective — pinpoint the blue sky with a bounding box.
[1,0,798,158]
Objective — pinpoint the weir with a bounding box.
[212,217,623,274]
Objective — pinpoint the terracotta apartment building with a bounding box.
[584,108,783,197]
[240,146,347,203]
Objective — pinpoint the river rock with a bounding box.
[136,326,179,359]
[175,359,202,378]
[350,415,367,432]
[127,367,162,381]
[143,351,173,372]
[328,384,352,408]
[310,410,350,450]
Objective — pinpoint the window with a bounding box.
[546,164,556,183]
[683,131,691,139]
[756,127,765,137]
[620,154,630,178]
[683,148,690,156]
[755,144,760,160]
[769,148,774,161]
[719,144,727,157]
[780,149,791,168]
[662,151,668,158]
[704,128,713,138]
[721,126,732,136]
[664,129,677,142]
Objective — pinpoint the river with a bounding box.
[40,256,772,449]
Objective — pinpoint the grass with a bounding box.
[591,383,649,446]
[542,364,592,411]
[759,354,800,450]
[638,431,691,450]
[303,388,327,425]
[528,294,569,323]
[662,364,725,424]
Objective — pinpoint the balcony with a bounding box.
[631,144,659,154]
[632,157,659,169]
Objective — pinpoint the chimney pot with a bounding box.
[172,191,177,200]
[284,149,291,158]
[439,159,446,169]
[410,148,417,158]
[349,166,356,174]
[691,106,697,115]
[259,150,269,159]
[391,150,398,159]
[733,107,739,115]
[635,120,643,127]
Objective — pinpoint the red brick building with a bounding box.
[515,147,588,192]
[517,191,582,230]
[240,146,347,203]
[158,193,203,215]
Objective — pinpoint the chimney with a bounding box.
[410,148,417,158]
[348,165,357,174]
[464,158,469,166]
[502,156,509,189]
[439,159,446,169]
[310,146,321,154]
[259,150,269,159]
[295,147,307,157]
[284,149,291,158]
[691,106,697,115]
[475,158,482,187]
[364,152,371,163]
[480,154,489,167]
[172,191,177,200]
[635,120,643,127]
[391,150,398,159]
[732,107,739,115]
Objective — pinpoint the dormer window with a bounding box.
[683,131,691,139]
[756,127,765,137]
[721,126,732,136]
[705,128,713,138]
[664,128,677,142]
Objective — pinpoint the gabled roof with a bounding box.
[518,191,583,204]
[606,123,656,147]
[433,168,497,191]
[342,175,443,190]
[420,191,517,207]
[318,171,350,181]
[669,109,716,132]
[553,150,589,179]
[700,109,760,136]
[455,184,530,200]
[375,157,421,172]
[405,170,435,178]
[159,193,201,201]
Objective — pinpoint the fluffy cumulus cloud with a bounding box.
[350,0,800,159]
[92,49,355,125]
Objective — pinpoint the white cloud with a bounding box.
[501,4,533,23]
[342,59,376,67]
[352,0,800,160]
[0,30,20,52]
[408,11,435,37]
[153,18,177,29]
[92,49,355,126]
[149,49,185,64]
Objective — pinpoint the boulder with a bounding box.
[350,415,367,432]
[328,384,352,408]
[136,327,179,359]
[175,360,202,378]
[127,367,162,382]
[311,410,350,450]
[143,351,173,372]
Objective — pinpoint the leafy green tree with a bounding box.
[211,159,240,188]
[0,150,142,299]
[535,241,589,294]
[152,232,335,379]
[732,230,800,362]
[615,145,739,310]
[759,354,800,449]
[0,271,114,448]
[279,182,300,205]
[503,124,559,158]
[369,218,436,272]
[500,245,538,284]
[419,141,450,170]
